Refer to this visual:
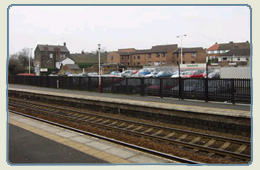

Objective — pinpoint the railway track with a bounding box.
[8,97,251,164]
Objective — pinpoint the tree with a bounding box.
[8,48,34,75]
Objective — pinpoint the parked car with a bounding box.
[182,70,205,78]
[145,71,158,78]
[120,70,134,77]
[88,72,98,77]
[171,71,180,78]
[155,71,173,78]
[208,69,220,79]
[107,71,121,77]
[135,69,151,77]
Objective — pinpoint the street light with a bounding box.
[98,44,101,93]
[29,48,33,74]
[177,34,187,64]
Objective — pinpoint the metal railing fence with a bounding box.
[8,75,251,104]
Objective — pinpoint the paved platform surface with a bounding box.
[8,112,177,164]
[8,85,251,119]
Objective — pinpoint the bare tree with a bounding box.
[8,48,33,75]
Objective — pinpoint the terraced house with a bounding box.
[107,44,207,67]
[206,41,250,66]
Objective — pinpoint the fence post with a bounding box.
[140,78,145,96]
[100,77,103,93]
[179,77,183,100]
[159,78,163,98]
[205,78,208,102]
[126,78,129,94]
[231,79,235,104]
[112,77,115,93]
[88,77,92,91]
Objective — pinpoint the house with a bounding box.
[172,47,207,65]
[56,57,75,69]
[58,64,81,75]
[206,41,250,66]
[107,44,206,67]
[34,42,70,75]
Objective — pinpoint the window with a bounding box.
[162,53,165,57]
[121,56,124,59]
[237,57,240,61]
[161,61,166,65]
[137,56,140,59]
[210,56,215,60]
[191,53,196,57]
[191,61,195,64]
[154,61,160,66]
[148,61,152,66]
[127,63,129,66]
[223,57,227,61]
[50,54,53,58]
[148,54,151,58]
[182,53,185,57]
[110,56,114,60]
[134,56,136,60]
[157,53,160,57]
[137,62,140,65]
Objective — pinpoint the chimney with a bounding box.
[63,42,66,47]
[229,41,233,44]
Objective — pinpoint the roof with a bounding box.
[64,64,80,70]
[219,49,251,57]
[57,57,75,62]
[174,47,203,53]
[218,42,250,50]
[207,41,250,51]
[36,44,70,53]
[70,53,107,63]
[150,44,178,53]
[207,43,219,51]
[117,44,178,55]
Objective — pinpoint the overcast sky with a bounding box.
[9,5,250,56]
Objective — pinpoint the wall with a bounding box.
[220,67,251,78]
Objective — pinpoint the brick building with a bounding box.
[107,44,206,67]
[172,47,207,65]
[34,42,70,75]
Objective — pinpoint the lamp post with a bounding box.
[177,34,187,64]
[29,48,33,74]
[98,44,101,93]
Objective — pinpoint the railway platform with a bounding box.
[8,112,176,164]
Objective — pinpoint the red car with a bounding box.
[182,70,205,78]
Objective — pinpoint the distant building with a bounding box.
[172,47,207,65]
[206,41,250,66]
[107,44,206,67]
[56,57,75,69]
[58,64,81,75]
[34,42,70,75]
